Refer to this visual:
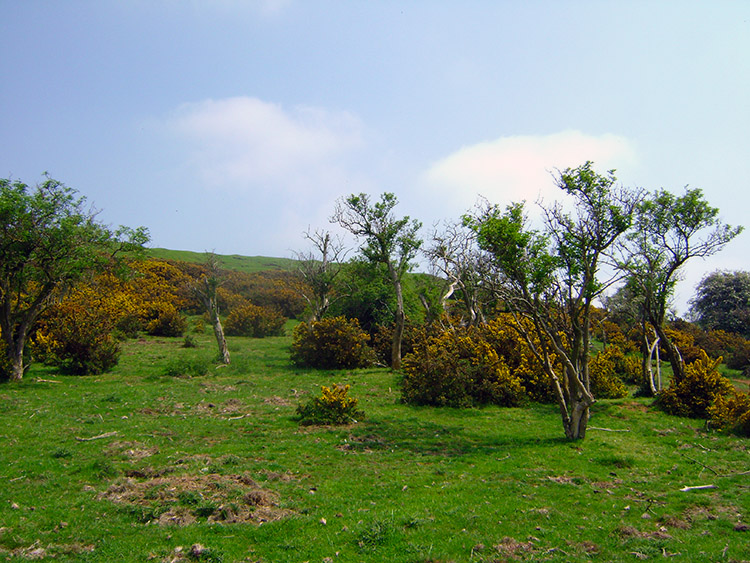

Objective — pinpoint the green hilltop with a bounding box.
[146,248,299,274]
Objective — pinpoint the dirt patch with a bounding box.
[0,541,95,560]
[493,536,538,559]
[106,441,159,461]
[615,525,673,540]
[99,472,292,526]
[621,401,650,413]
[263,395,292,407]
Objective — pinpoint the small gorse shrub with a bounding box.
[295,384,364,425]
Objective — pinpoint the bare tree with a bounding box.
[191,252,230,365]
[426,217,495,327]
[294,228,348,322]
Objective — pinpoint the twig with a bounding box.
[227,414,249,421]
[496,454,511,461]
[589,426,630,432]
[34,378,61,384]
[75,431,119,442]
[679,452,719,475]
[679,485,716,492]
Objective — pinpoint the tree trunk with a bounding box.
[391,272,405,371]
[5,336,26,382]
[209,307,230,365]
[654,323,684,383]
[565,399,591,440]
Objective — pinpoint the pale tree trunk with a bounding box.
[389,264,405,371]
[210,306,230,365]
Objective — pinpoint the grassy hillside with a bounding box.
[1,328,749,562]
[147,248,299,274]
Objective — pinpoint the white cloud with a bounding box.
[169,97,364,196]
[421,131,639,213]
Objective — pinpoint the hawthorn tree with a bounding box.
[467,163,638,439]
[690,270,750,338]
[332,193,422,370]
[618,189,742,384]
[0,175,149,382]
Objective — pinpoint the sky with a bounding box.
[2,1,749,314]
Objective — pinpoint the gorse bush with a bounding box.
[224,302,286,338]
[296,384,364,425]
[33,300,121,375]
[290,317,375,369]
[588,346,630,399]
[658,351,734,418]
[143,302,187,337]
[401,325,526,408]
[708,390,750,437]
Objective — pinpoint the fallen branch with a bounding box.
[75,431,119,442]
[227,414,249,421]
[679,485,716,492]
[589,426,630,432]
[679,452,719,475]
[34,378,61,384]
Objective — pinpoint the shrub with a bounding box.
[296,384,364,425]
[224,303,286,338]
[290,317,376,369]
[401,326,526,408]
[726,339,750,373]
[658,351,734,418]
[708,391,750,437]
[144,302,187,337]
[33,302,121,375]
[588,347,629,399]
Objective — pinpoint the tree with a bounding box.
[618,189,743,384]
[293,228,348,322]
[332,193,422,370]
[191,252,230,365]
[0,176,148,382]
[425,217,495,327]
[690,270,750,338]
[467,163,638,439]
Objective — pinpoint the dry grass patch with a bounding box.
[99,472,292,526]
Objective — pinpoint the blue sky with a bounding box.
[2,1,749,312]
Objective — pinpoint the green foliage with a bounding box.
[658,351,734,418]
[708,390,750,436]
[0,175,148,380]
[290,316,376,369]
[224,302,286,337]
[144,302,187,337]
[691,271,750,337]
[295,384,364,425]
[727,340,750,373]
[401,324,526,408]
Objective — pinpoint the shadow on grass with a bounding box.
[346,414,567,458]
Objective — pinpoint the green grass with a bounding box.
[1,331,749,562]
[146,248,298,274]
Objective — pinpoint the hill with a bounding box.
[146,248,299,274]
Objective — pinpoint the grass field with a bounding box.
[1,327,749,562]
